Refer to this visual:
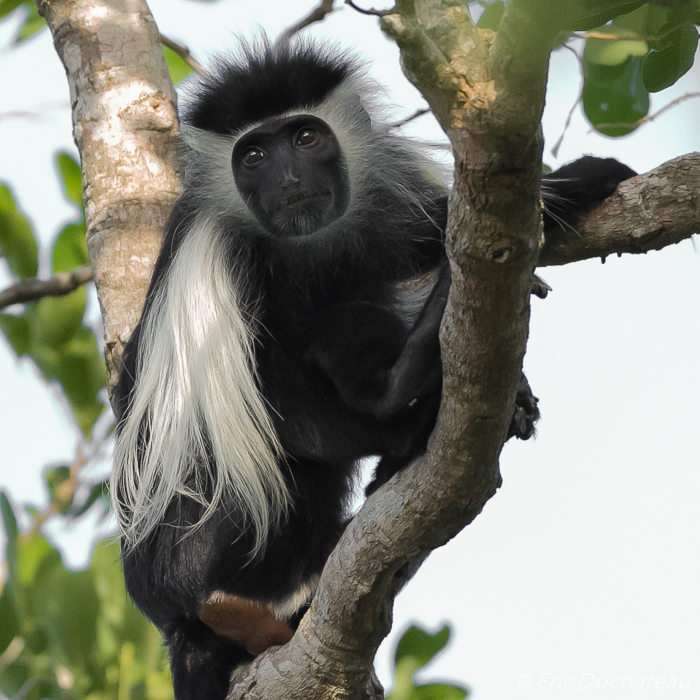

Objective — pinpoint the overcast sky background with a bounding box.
[1,1,699,697]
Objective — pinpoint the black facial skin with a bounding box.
[232,115,350,236]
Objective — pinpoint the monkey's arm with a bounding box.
[261,344,435,462]
[306,262,450,420]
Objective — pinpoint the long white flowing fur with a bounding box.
[112,216,287,556]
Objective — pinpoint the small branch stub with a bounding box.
[0,266,93,311]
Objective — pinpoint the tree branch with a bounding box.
[0,265,93,311]
[344,0,386,17]
[160,33,204,73]
[540,153,700,266]
[280,0,338,40]
[389,107,429,128]
[35,0,182,392]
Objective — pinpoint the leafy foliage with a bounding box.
[582,50,650,136]
[0,1,45,43]
[474,2,700,137]
[0,486,469,700]
[387,624,469,700]
[0,493,173,700]
[0,154,106,437]
[0,185,38,279]
[643,22,699,91]
[580,4,699,134]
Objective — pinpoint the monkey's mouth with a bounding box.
[270,192,337,236]
[279,190,331,210]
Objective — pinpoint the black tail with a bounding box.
[166,620,252,700]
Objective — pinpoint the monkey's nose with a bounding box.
[279,170,300,188]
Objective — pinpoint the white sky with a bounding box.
[1,1,699,698]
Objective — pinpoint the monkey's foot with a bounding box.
[508,374,539,440]
[531,274,551,299]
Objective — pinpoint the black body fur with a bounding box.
[112,41,636,700]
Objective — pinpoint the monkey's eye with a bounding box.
[243,148,265,166]
[295,128,318,147]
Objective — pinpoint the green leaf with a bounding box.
[584,37,648,66]
[570,2,644,32]
[395,624,451,671]
[411,683,469,700]
[0,183,38,279]
[613,3,668,36]
[0,585,21,654]
[11,296,105,437]
[31,288,87,348]
[55,153,84,212]
[163,44,194,84]
[16,1,46,42]
[52,221,89,273]
[1,491,19,551]
[34,564,100,666]
[643,24,699,91]
[52,324,106,437]
[0,313,31,356]
[389,625,465,700]
[15,534,60,589]
[0,0,23,20]
[582,55,649,136]
[477,1,505,30]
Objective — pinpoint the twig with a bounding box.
[0,110,42,121]
[0,265,93,310]
[574,31,657,41]
[344,0,385,17]
[593,91,700,131]
[390,108,430,129]
[159,33,204,74]
[280,0,337,40]
[645,91,700,122]
[551,45,583,159]
[0,101,70,122]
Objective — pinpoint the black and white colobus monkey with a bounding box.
[111,39,636,700]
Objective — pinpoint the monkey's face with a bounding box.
[232,115,350,237]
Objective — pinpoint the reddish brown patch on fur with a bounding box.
[199,594,294,656]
